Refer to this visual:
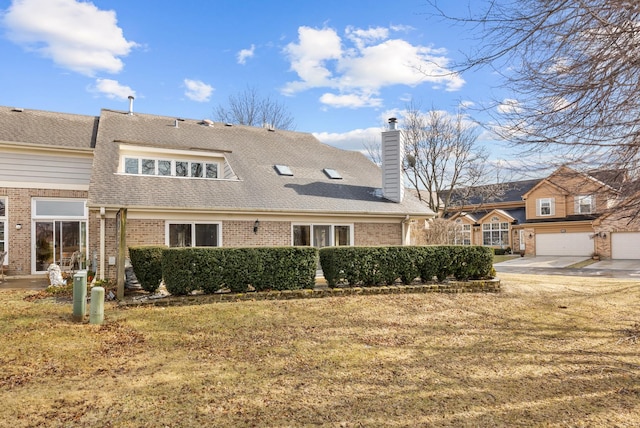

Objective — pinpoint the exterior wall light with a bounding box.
[253,219,260,234]
[15,224,22,230]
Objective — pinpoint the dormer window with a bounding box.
[118,144,233,180]
[125,157,219,179]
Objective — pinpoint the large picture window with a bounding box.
[482,219,509,246]
[293,224,352,248]
[167,222,220,247]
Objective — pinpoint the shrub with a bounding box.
[129,246,165,293]
[162,246,318,295]
[321,245,494,287]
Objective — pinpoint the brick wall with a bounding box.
[0,187,87,275]
[355,222,402,246]
[223,220,291,247]
[594,211,640,259]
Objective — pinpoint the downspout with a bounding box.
[99,207,106,280]
[402,215,411,246]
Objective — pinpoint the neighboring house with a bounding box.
[0,106,434,278]
[444,166,640,259]
[443,179,539,251]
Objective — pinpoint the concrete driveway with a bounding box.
[495,256,587,268]
[495,256,640,278]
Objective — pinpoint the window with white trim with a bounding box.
[119,143,229,180]
[453,220,471,245]
[482,218,509,246]
[124,157,220,179]
[292,224,352,247]
[0,197,6,259]
[575,195,595,214]
[166,222,221,247]
[537,198,555,216]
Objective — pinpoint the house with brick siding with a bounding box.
[444,166,640,259]
[0,105,433,279]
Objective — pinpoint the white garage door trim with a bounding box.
[536,232,594,256]
[611,232,640,260]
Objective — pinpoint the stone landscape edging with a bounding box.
[117,278,501,307]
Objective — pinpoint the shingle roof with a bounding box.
[88,109,432,216]
[447,179,540,206]
[0,106,97,149]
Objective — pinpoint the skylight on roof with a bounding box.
[323,168,342,179]
[274,164,293,176]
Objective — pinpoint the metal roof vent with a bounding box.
[11,107,24,112]
[201,119,214,127]
[127,95,135,115]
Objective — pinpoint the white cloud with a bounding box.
[497,98,523,114]
[314,126,382,152]
[459,100,475,109]
[92,78,135,99]
[2,0,137,76]
[237,44,255,64]
[183,79,213,102]
[282,25,464,109]
[319,92,382,109]
[283,26,342,91]
[345,25,389,49]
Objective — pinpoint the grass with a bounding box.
[493,254,520,264]
[1,273,639,427]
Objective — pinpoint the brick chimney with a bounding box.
[381,117,404,203]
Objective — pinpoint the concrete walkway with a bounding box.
[0,275,50,290]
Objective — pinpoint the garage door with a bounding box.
[535,232,594,256]
[611,232,640,259]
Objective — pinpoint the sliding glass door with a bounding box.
[35,221,86,272]
[32,199,87,273]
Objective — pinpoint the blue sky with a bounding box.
[0,0,512,157]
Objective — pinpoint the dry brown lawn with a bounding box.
[1,273,639,427]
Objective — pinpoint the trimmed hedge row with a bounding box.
[129,246,164,293]
[319,245,494,288]
[129,246,318,296]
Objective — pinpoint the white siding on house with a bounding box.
[0,152,92,185]
[535,232,593,256]
[611,232,640,259]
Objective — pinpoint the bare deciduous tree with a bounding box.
[412,217,465,245]
[401,102,490,215]
[214,86,296,130]
[428,0,640,219]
